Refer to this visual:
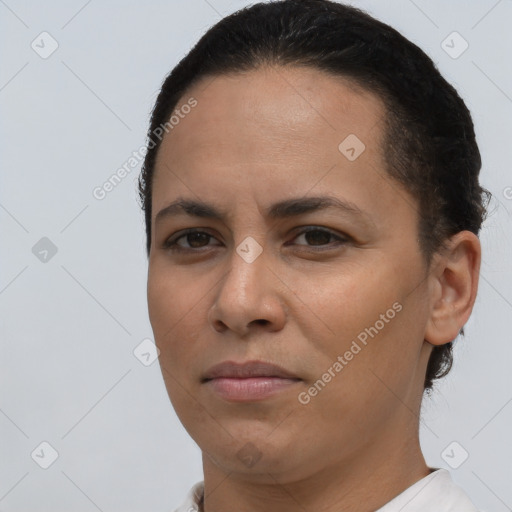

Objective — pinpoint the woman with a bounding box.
[138,1,490,510]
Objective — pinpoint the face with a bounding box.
[147,66,434,482]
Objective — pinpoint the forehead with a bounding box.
[151,65,414,233]
[156,65,386,169]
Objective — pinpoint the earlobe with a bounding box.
[424,231,481,347]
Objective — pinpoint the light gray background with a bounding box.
[1,0,511,511]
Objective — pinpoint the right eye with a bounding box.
[163,229,223,252]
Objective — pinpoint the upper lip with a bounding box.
[202,360,300,381]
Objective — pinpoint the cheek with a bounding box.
[293,261,386,340]
[147,263,206,355]
[298,260,420,380]
[147,267,173,336]
[147,265,209,410]
[148,260,197,323]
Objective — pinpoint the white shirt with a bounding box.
[172,468,480,512]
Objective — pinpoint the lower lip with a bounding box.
[205,377,301,401]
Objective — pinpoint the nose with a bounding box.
[208,244,287,337]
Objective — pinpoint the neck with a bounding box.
[201,418,431,512]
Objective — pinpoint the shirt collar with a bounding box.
[174,468,479,512]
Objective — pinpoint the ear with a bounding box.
[424,231,481,346]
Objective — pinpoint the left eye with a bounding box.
[291,227,347,247]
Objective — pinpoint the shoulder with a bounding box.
[173,471,480,512]
[171,480,204,512]
[377,468,480,512]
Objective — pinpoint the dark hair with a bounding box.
[138,0,490,391]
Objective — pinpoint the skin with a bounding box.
[147,65,481,512]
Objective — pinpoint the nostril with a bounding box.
[213,319,228,331]
[253,319,270,326]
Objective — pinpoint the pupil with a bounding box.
[306,230,330,245]
[188,232,209,247]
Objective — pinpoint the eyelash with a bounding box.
[163,227,348,253]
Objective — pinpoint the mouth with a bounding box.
[202,360,302,402]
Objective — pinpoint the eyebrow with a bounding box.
[155,195,374,227]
